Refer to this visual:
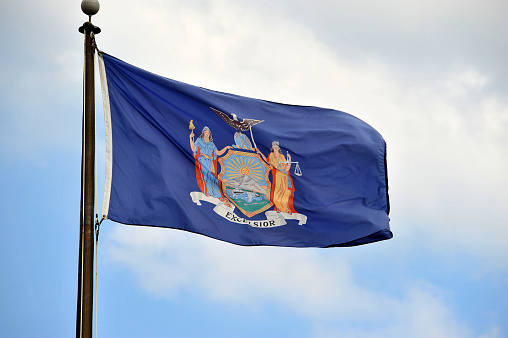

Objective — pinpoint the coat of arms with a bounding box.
[189,108,306,227]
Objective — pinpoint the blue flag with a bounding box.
[98,53,391,247]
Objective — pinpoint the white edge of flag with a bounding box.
[98,53,112,220]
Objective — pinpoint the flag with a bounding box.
[98,53,391,248]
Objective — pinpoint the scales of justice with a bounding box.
[281,151,302,177]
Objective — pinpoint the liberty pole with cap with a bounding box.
[77,1,100,337]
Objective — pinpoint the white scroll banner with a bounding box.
[190,192,307,228]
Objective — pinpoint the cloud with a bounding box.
[0,1,88,159]
[105,225,500,337]
[240,0,508,92]
[379,65,508,268]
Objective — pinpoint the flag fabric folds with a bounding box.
[98,53,392,248]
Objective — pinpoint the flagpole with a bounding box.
[77,1,100,337]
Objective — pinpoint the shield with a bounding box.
[218,149,273,217]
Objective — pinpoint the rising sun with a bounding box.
[226,156,263,181]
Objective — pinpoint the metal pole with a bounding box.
[77,2,100,335]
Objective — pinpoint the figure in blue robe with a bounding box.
[190,126,231,198]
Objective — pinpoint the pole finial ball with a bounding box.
[81,0,100,16]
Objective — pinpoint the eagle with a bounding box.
[211,107,263,131]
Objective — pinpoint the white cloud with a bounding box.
[0,1,88,159]
[105,225,499,337]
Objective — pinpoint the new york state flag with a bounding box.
[98,53,391,248]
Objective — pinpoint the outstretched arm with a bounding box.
[256,148,268,163]
[216,145,232,156]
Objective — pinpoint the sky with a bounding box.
[1,0,507,337]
